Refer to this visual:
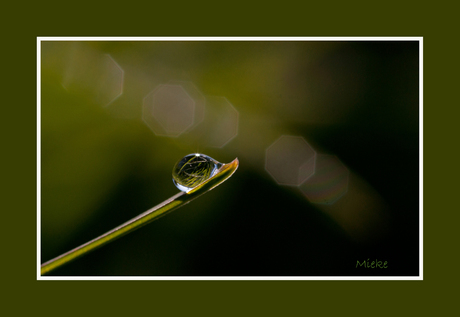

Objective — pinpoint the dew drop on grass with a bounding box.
[172,153,223,192]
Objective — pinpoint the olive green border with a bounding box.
[7,2,452,314]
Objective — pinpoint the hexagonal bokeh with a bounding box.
[203,96,239,148]
[62,44,124,106]
[299,154,349,204]
[168,80,205,131]
[142,84,196,137]
[265,135,316,186]
[96,54,124,106]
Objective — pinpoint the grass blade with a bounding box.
[41,158,239,275]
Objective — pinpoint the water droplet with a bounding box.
[172,153,223,192]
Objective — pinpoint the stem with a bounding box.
[41,158,238,275]
[41,192,185,275]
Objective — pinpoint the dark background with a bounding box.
[40,40,419,276]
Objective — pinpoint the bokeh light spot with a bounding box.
[168,81,205,132]
[142,84,196,137]
[265,135,316,186]
[98,54,124,106]
[299,154,349,204]
[204,96,239,148]
[62,44,124,106]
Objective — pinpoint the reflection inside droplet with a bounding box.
[172,153,223,192]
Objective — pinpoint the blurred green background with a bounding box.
[40,40,419,276]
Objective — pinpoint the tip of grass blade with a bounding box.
[187,157,239,195]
